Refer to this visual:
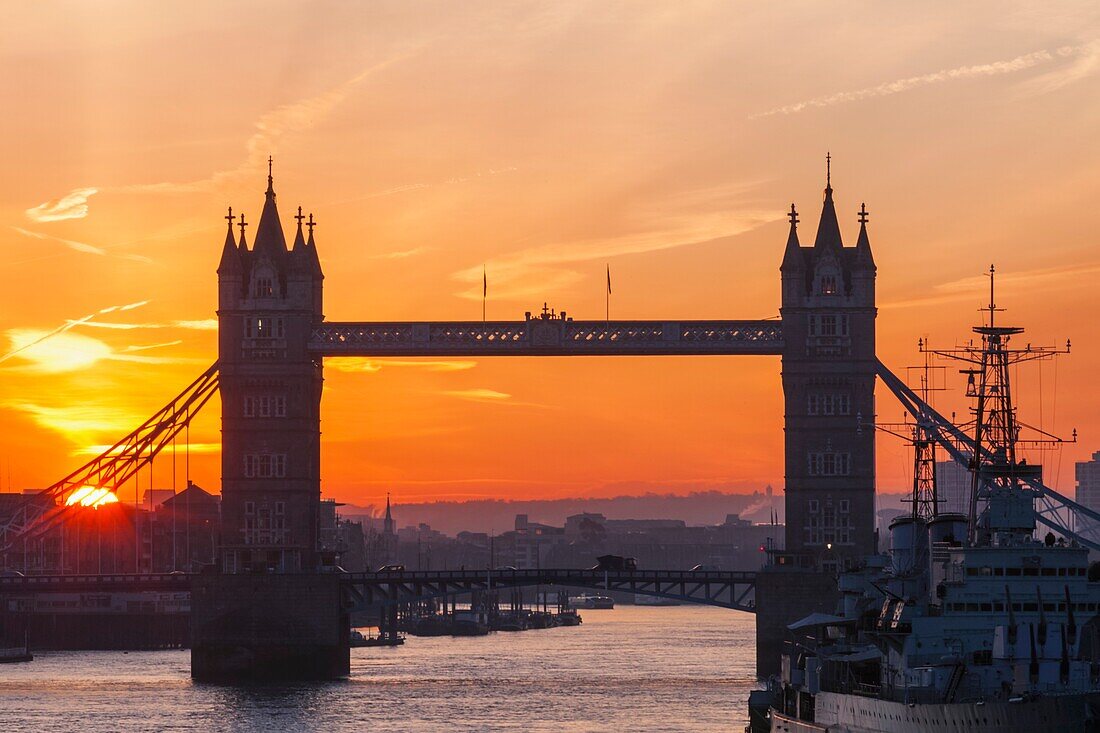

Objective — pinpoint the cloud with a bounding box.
[752,49,1061,118]
[123,53,418,196]
[0,300,150,367]
[23,52,418,224]
[121,340,184,353]
[3,400,145,445]
[1018,41,1100,95]
[25,187,98,222]
[73,442,219,457]
[371,246,432,260]
[881,262,1100,310]
[3,330,113,373]
[2,328,200,372]
[454,192,779,301]
[73,318,218,331]
[12,226,152,263]
[326,357,478,374]
[442,388,512,402]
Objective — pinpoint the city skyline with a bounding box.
[1,3,1098,506]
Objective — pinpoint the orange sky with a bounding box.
[1,3,1098,508]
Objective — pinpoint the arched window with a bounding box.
[251,265,277,298]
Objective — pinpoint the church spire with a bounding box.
[813,152,843,252]
[217,206,241,275]
[383,493,395,536]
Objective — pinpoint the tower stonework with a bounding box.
[216,170,325,573]
[780,171,877,568]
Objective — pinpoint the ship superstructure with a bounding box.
[760,269,1099,732]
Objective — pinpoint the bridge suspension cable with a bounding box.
[0,362,220,556]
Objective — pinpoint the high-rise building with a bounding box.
[934,460,971,515]
[780,161,877,568]
[1076,451,1100,511]
[216,163,325,573]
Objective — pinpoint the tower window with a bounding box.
[244,317,285,339]
[820,275,837,295]
[243,453,288,478]
[244,394,287,418]
[254,277,274,298]
[807,394,820,415]
[808,452,851,476]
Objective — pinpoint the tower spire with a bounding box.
[813,154,843,252]
[781,202,804,270]
[855,202,875,268]
[292,205,306,251]
[237,212,248,249]
[253,162,288,259]
[217,206,241,274]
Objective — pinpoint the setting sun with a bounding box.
[65,485,119,508]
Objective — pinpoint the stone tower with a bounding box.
[779,160,877,568]
[216,164,325,573]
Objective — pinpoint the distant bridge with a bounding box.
[0,568,757,613]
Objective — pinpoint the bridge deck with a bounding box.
[309,319,783,357]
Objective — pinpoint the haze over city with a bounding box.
[1,2,1097,509]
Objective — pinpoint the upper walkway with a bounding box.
[309,318,783,357]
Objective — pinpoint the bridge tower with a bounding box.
[216,165,325,573]
[780,160,877,568]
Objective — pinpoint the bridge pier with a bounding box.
[190,573,349,682]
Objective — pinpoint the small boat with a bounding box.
[0,634,32,663]
[573,594,614,609]
[557,610,582,626]
[634,594,681,606]
[350,629,404,647]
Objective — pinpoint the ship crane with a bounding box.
[875,266,1090,548]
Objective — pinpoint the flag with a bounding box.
[606,264,611,295]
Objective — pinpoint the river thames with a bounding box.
[1,605,756,731]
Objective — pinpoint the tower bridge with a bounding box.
[7,161,1098,680]
[213,160,877,576]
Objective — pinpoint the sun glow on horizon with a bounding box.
[66,486,120,508]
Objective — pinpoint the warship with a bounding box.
[756,270,1100,732]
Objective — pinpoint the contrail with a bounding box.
[751,49,1058,118]
[0,301,149,365]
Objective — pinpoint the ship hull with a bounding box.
[770,691,1097,732]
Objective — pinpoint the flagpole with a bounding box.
[482,264,487,323]
[605,264,611,323]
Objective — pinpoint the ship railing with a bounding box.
[852,682,882,697]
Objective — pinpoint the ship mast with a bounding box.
[921,266,1069,545]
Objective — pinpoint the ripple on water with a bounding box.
[1,605,758,732]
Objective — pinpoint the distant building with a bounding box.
[513,513,567,569]
[159,481,220,571]
[935,460,970,515]
[1076,451,1100,511]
